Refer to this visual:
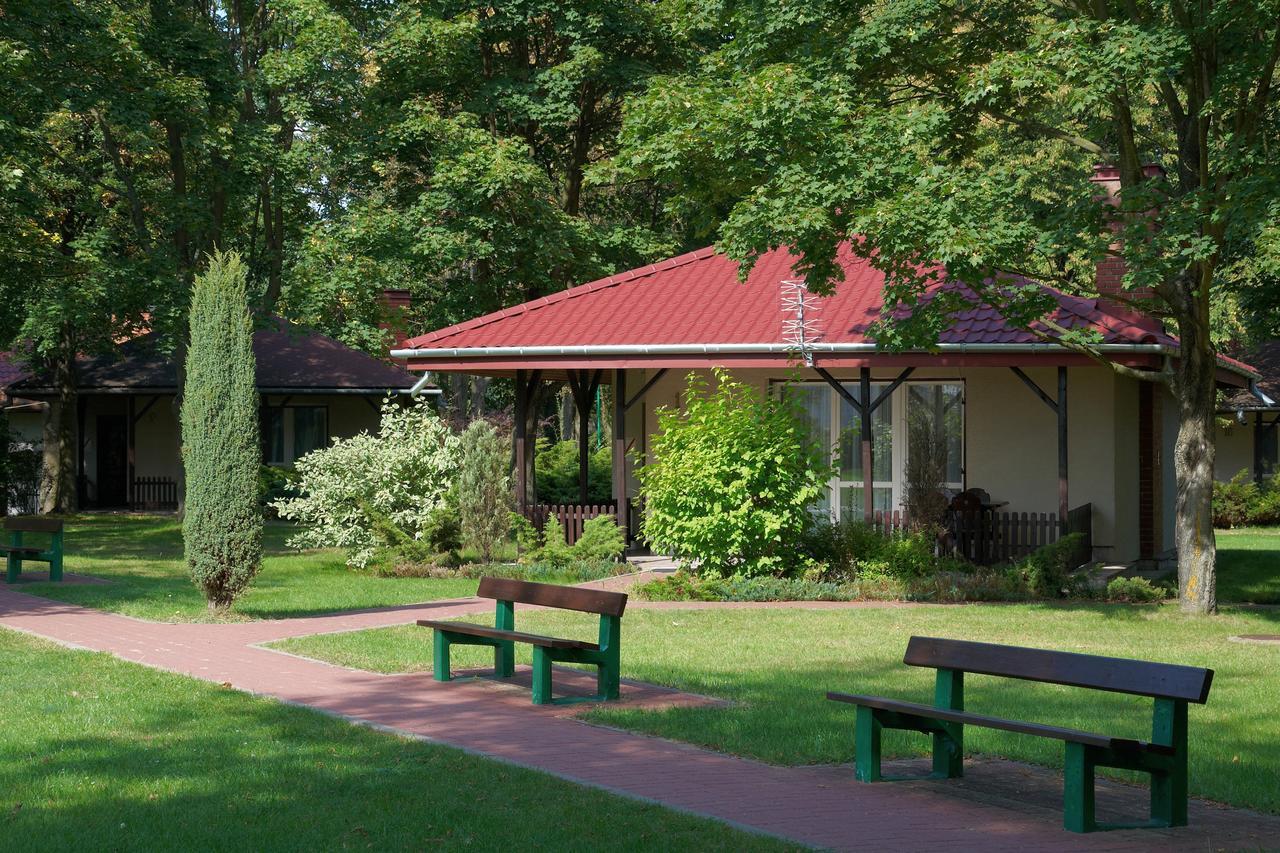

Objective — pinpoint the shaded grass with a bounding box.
[272,602,1280,815]
[15,515,479,622]
[1216,526,1280,603]
[0,628,793,852]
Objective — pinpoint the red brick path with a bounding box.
[1,586,1276,851]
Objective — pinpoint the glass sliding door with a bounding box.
[784,379,964,520]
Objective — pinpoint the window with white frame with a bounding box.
[786,381,964,519]
[261,405,329,466]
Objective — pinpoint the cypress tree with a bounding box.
[181,251,262,610]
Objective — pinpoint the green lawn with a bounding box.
[15,515,479,622]
[1216,526,1280,603]
[0,628,791,852]
[273,602,1280,815]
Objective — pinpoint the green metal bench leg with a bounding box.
[1150,698,1189,826]
[48,552,63,582]
[597,653,620,701]
[854,705,883,782]
[5,553,19,584]
[1064,742,1097,833]
[931,724,963,779]
[433,631,452,681]
[494,640,516,678]
[532,646,553,705]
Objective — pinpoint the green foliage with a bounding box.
[1214,471,1280,528]
[799,517,963,582]
[1105,576,1168,603]
[510,511,541,556]
[421,499,463,555]
[258,466,300,518]
[572,515,627,562]
[532,516,575,568]
[273,398,460,568]
[1009,534,1090,599]
[180,252,263,610]
[534,439,612,505]
[457,419,513,560]
[636,370,830,578]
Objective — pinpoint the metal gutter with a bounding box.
[393,341,1259,380]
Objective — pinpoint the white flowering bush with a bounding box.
[273,398,461,568]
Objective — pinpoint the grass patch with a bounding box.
[273,603,1280,814]
[16,515,479,622]
[0,628,792,852]
[1216,527,1280,603]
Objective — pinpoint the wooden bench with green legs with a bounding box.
[828,636,1213,833]
[3,517,65,583]
[417,577,627,705]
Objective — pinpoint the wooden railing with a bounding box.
[132,476,178,512]
[872,503,1094,567]
[525,502,617,546]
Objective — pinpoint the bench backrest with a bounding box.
[477,577,627,617]
[4,516,64,534]
[904,636,1212,703]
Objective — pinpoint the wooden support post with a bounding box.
[1058,366,1069,533]
[127,395,136,509]
[861,367,874,522]
[514,369,528,513]
[612,369,629,543]
[569,369,602,505]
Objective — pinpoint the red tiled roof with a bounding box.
[404,243,1181,350]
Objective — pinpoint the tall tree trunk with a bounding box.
[1171,279,1217,614]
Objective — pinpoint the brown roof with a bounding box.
[1221,340,1279,410]
[10,321,428,396]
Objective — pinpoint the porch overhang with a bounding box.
[391,342,1257,388]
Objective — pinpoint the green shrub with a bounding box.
[457,420,512,561]
[1008,533,1089,598]
[273,398,460,568]
[258,466,299,518]
[1213,470,1258,528]
[636,370,830,578]
[510,511,541,556]
[1212,471,1280,528]
[421,499,462,554]
[1105,576,1167,603]
[180,251,263,611]
[572,515,626,562]
[800,516,964,581]
[534,439,612,505]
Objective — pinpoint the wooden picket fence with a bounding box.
[871,503,1094,567]
[525,502,617,546]
[132,476,178,512]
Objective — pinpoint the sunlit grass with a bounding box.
[0,629,792,851]
[273,602,1280,814]
[16,515,478,622]
[1216,526,1280,603]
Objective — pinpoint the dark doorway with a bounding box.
[96,414,129,507]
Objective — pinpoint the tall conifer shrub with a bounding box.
[181,251,262,609]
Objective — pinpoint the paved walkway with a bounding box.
[2,586,1277,851]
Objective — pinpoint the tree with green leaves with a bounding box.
[618,0,1280,613]
[457,419,514,561]
[181,251,262,611]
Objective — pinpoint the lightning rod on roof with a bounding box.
[780,279,822,367]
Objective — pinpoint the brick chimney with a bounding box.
[379,288,413,350]
[1089,164,1164,330]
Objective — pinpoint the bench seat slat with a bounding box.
[417,620,599,650]
[826,692,1175,755]
[3,517,64,533]
[904,636,1212,703]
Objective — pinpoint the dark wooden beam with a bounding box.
[869,367,916,413]
[127,395,136,510]
[131,395,159,427]
[1009,366,1058,414]
[812,366,862,414]
[1058,366,1069,532]
[624,368,667,412]
[514,369,528,513]
[568,370,603,505]
[612,369,629,543]
[861,367,874,522]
